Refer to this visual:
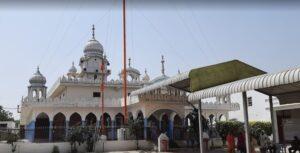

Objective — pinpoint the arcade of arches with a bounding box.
[30,110,227,142]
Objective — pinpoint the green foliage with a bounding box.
[216,121,272,141]
[67,126,98,153]
[67,127,85,153]
[5,132,19,152]
[249,121,272,140]
[215,121,243,141]
[51,145,60,153]
[0,105,14,121]
[128,117,143,150]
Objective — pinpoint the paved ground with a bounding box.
[105,148,227,153]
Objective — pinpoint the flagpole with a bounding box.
[122,0,128,125]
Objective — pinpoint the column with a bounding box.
[182,118,185,140]
[82,120,86,127]
[25,121,35,142]
[65,121,69,139]
[144,118,147,140]
[242,92,251,153]
[96,120,100,129]
[112,120,116,140]
[168,119,174,140]
[269,95,276,143]
[198,99,204,153]
[49,121,53,142]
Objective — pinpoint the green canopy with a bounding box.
[189,60,266,92]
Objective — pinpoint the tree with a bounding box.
[215,121,243,142]
[0,105,14,121]
[67,126,98,153]
[128,117,144,150]
[67,127,85,153]
[6,131,19,152]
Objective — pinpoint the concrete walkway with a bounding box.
[105,148,227,153]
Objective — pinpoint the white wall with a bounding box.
[0,140,153,153]
[229,90,271,121]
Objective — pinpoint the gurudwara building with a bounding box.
[20,27,239,142]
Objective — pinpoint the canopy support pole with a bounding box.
[198,99,204,153]
[269,95,276,143]
[242,92,251,153]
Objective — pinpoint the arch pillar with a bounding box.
[65,120,69,139]
[144,118,147,140]
[168,119,174,140]
[25,121,35,142]
[96,120,100,128]
[49,121,53,142]
[112,120,116,140]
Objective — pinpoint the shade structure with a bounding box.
[131,60,265,96]
[188,67,300,101]
[189,60,266,92]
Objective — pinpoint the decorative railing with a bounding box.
[185,102,240,111]
[22,97,122,107]
[138,94,188,102]
[48,76,143,97]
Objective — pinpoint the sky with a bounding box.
[1,1,300,119]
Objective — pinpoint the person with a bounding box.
[259,130,271,153]
[237,132,246,153]
[227,131,235,153]
[289,136,300,153]
[250,136,258,153]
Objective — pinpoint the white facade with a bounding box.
[19,26,239,142]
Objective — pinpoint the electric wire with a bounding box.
[135,9,192,70]
[47,4,115,79]
[175,6,212,65]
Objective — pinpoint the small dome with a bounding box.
[84,38,104,57]
[150,74,169,84]
[68,62,77,73]
[29,67,46,85]
[83,25,103,57]
[142,69,150,82]
[126,67,140,75]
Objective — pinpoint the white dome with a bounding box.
[84,38,103,57]
[150,74,169,84]
[142,69,150,82]
[29,67,46,85]
[68,62,77,73]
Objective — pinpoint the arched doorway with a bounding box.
[35,112,50,142]
[147,115,159,141]
[173,115,183,140]
[52,113,66,141]
[136,111,144,139]
[85,113,97,127]
[115,113,124,128]
[100,113,112,139]
[69,113,82,127]
[161,114,169,133]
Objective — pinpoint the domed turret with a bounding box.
[68,62,77,74]
[83,25,103,57]
[28,66,47,100]
[67,62,77,78]
[29,66,46,85]
[119,58,141,82]
[142,69,150,83]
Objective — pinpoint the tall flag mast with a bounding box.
[122,0,128,124]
